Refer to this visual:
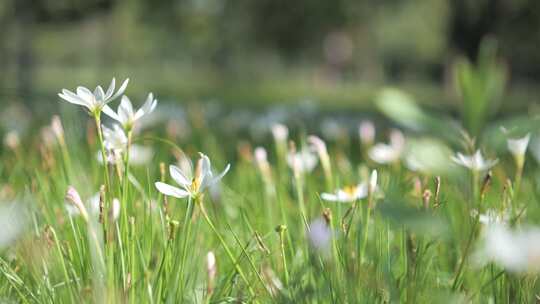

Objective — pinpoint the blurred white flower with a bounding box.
[271,123,289,144]
[368,129,405,164]
[102,94,157,131]
[102,124,127,153]
[287,148,318,173]
[3,130,20,151]
[254,147,275,196]
[58,78,129,115]
[471,208,510,226]
[321,184,368,203]
[65,186,90,221]
[155,153,230,200]
[308,135,332,179]
[507,133,530,159]
[307,218,332,255]
[369,169,378,195]
[358,120,375,146]
[477,224,540,273]
[129,145,154,165]
[206,251,217,294]
[97,144,153,166]
[110,198,121,222]
[0,201,27,249]
[451,150,498,172]
[51,115,65,143]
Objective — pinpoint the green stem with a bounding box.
[199,202,257,299]
[452,215,479,290]
[278,229,289,287]
[179,196,194,297]
[360,205,371,265]
[94,113,111,202]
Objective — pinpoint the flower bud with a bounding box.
[65,186,89,222]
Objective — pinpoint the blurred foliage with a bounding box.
[454,38,507,136]
[0,0,540,116]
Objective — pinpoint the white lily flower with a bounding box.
[102,93,157,131]
[321,184,368,203]
[477,224,540,273]
[368,129,405,164]
[102,124,128,153]
[58,78,129,115]
[287,148,318,173]
[507,133,530,158]
[451,150,498,172]
[155,153,230,200]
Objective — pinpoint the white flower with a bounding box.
[102,94,157,131]
[368,129,404,164]
[51,115,65,143]
[307,218,332,254]
[321,184,368,203]
[308,135,332,177]
[369,169,378,195]
[110,198,121,222]
[58,78,129,115]
[321,170,377,203]
[3,130,20,151]
[97,144,153,166]
[0,201,27,249]
[358,120,375,146]
[271,123,289,143]
[102,124,128,152]
[206,251,217,294]
[451,150,498,172]
[507,133,530,161]
[478,224,540,273]
[65,186,90,221]
[287,148,318,173]
[471,208,510,226]
[155,153,230,200]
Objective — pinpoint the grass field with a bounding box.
[1,76,540,303]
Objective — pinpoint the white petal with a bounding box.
[109,78,129,102]
[58,90,88,107]
[169,165,191,186]
[134,93,157,120]
[94,86,105,102]
[105,78,116,99]
[102,105,121,122]
[205,163,230,190]
[155,182,189,198]
[321,193,339,202]
[118,95,133,123]
[76,86,95,105]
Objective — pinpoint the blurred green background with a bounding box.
[1,0,540,114]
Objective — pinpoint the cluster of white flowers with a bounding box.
[59,78,157,166]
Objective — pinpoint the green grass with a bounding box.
[1,94,540,303]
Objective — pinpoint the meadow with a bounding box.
[1,48,540,303]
